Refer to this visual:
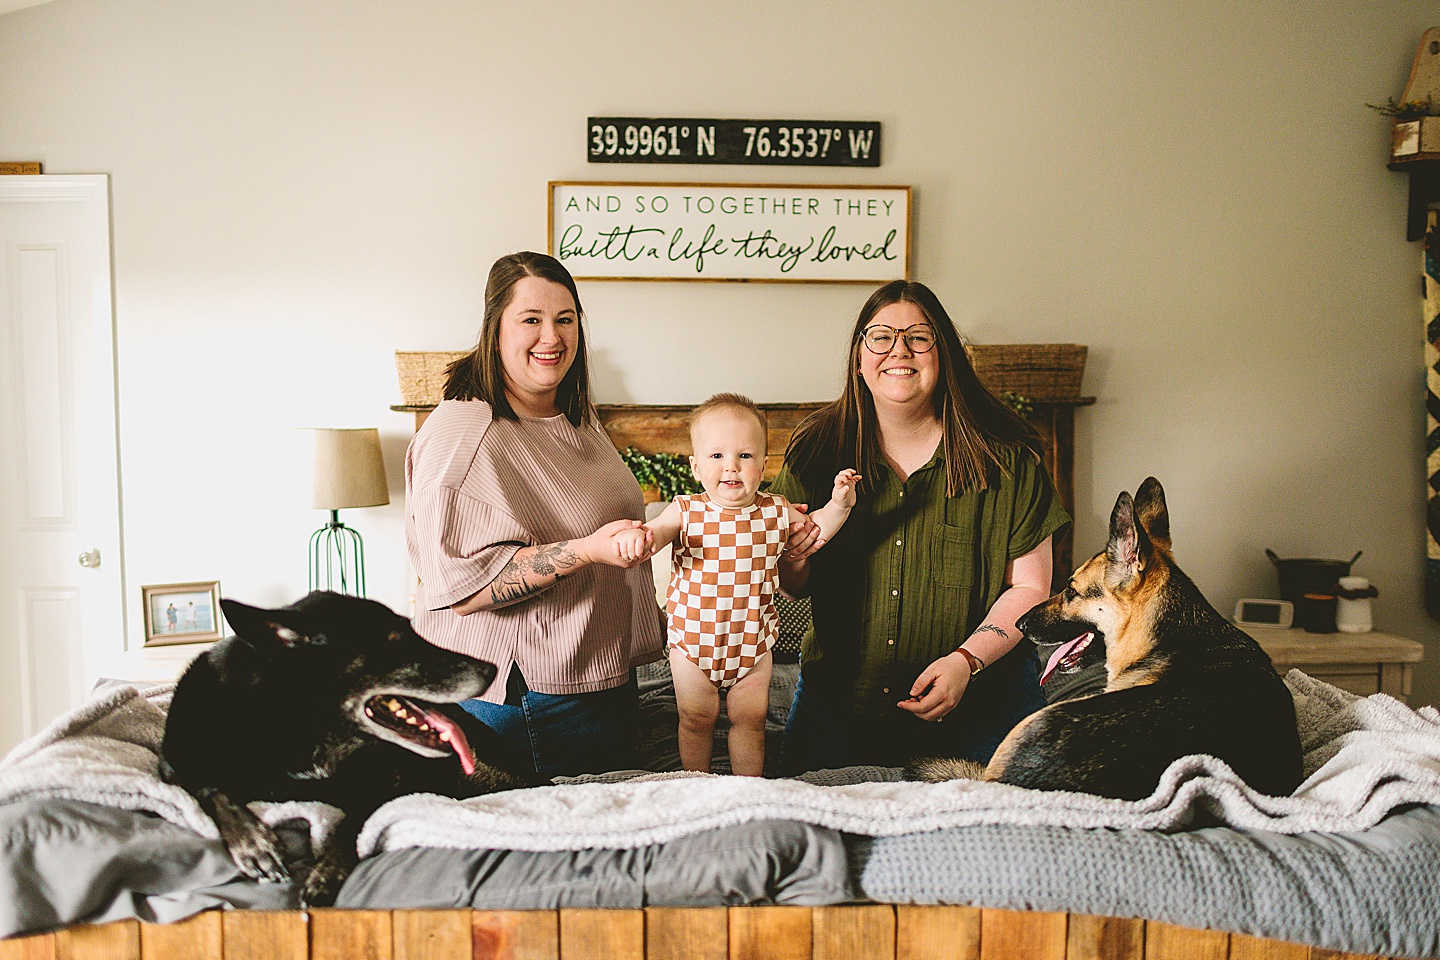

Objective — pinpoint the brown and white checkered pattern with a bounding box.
[665,493,789,688]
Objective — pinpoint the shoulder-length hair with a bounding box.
[785,279,1040,498]
[443,251,592,427]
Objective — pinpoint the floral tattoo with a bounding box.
[486,541,583,608]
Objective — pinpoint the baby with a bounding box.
[613,393,859,776]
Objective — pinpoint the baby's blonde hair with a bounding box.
[689,393,768,451]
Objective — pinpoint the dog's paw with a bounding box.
[903,757,987,783]
[209,797,289,883]
[462,762,541,794]
[300,848,351,907]
[220,822,290,883]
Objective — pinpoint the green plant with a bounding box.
[1002,391,1033,419]
[1367,96,1438,121]
[619,447,701,501]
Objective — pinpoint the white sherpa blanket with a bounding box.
[356,671,1440,856]
[0,682,342,853]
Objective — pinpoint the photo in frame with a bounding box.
[141,581,224,646]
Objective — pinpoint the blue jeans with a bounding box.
[459,667,639,779]
[779,643,1047,774]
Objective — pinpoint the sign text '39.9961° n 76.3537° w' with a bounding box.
[586,118,880,167]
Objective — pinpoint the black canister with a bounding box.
[1265,549,1362,606]
[1297,592,1338,633]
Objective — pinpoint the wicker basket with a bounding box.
[395,351,467,407]
[966,343,1086,401]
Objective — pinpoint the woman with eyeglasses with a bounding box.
[770,279,1070,772]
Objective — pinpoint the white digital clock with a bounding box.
[1233,598,1294,629]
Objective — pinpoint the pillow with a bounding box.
[336,819,856,909]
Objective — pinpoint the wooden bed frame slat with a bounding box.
[980,908,1067,960]
[221,910,307,960]
[2,909,1415,960]
[310,909,391,960]
[391,909,471,960]
[644,908,726,960]
[558,909,644,960]
[728,906,811,960]
[1064,913,1143,960]
[1145,920,1229,960]
[54,920,137,960]
[1229,931,1312,960]
[812,904,894,960]
[896,904,982,960]
[473,910,558,960]
[138,911,220,960]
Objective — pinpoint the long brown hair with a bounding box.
[785,280,1039,498]
[443,251,592,426]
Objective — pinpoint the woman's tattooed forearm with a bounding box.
[486,541,584,608]
[972,623,1010,641]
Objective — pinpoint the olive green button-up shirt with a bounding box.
[770,443,1069,720]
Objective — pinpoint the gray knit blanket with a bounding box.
[356,671,1440,856]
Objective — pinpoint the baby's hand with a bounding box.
[583,520,652,568]
[831,469,861,508]
[611,527,652,563]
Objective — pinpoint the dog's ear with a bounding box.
[1104,489,1154,589]
[1132,477,1171,552]
[219,598,321,650]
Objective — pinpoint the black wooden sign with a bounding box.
[586,118,881,166]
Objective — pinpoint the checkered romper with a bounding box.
[665,492,789,688]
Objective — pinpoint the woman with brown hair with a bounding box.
[772,279,1070,773]
[404,251,663,779]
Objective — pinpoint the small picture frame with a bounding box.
[142,581,225,646]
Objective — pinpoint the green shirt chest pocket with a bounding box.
[931,520,977,587]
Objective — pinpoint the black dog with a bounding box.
[911,478,1304,800]
[159,591,535,905]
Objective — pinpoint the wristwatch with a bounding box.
[956,647,985,677]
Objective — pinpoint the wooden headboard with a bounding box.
[392,344,1093,581]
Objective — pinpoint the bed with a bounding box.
[5,350,1440,960]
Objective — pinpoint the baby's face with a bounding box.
[688,407,767,509]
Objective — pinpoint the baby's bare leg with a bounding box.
[668,646,720,773]
[724,654,773,777]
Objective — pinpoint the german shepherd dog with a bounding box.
[910,478,1304,800]
[160,591,535,905]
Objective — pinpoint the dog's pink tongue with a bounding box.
[1040,631,1095,686]
[424,709,477,777]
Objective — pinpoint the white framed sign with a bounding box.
[548,181,910,283]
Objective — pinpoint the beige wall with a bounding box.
[3,0,1438,703]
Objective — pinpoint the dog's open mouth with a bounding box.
[364,696,478,776]
[1039,631,1097,686]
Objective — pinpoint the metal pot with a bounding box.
[1265,549,1362,605]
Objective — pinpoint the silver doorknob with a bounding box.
[78,549,100,568]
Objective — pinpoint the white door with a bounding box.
[0,175,124,755]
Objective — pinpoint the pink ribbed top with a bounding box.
[405,399,664,703]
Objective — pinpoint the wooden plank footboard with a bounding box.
[0,907,1402,960]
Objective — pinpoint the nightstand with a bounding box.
[1238,627,1425,703]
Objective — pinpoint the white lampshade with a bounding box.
[311,428,390,510]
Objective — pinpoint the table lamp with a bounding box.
[309,427,389,596]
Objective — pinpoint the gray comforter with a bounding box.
[2,667,1439,959]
